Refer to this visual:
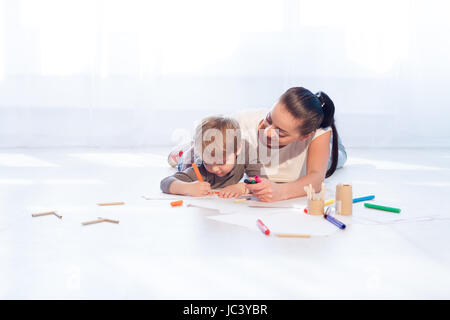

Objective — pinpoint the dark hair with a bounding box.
[279,87,339,178]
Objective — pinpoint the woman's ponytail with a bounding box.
[280,87,341,178]
[316,91,338,178]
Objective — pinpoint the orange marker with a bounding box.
[191,163,204,182]
[170,200,183,207]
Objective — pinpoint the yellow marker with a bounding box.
[324,199,335,206]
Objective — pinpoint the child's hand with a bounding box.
[218,183,245,198]
[188,181,211,197]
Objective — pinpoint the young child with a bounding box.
[160,116,265,198]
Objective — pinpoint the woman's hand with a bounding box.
[218,183,246,199]
[245,178,285,202]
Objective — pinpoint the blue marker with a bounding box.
[323,207,345,230]
[324,214,346,229]
[352,195,375,203]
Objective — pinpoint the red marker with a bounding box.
[256,219,270,235]
[304,208,308,214]
[254,176,262,183]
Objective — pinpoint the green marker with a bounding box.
[364,203,401,213]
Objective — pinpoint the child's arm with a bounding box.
[216,141,266,199]
[217,182,247,198]
[160,167,211,197]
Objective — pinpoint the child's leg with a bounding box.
[177,145,195,171]
[167,142,193,168]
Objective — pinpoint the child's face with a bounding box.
[203,153,237,177]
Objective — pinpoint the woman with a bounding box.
[168,87,347,202]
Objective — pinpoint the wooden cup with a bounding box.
[307,199,324,215]
[336,184,353,215]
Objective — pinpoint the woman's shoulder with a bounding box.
[312,126,332,140]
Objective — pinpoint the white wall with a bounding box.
[1,0,449,148]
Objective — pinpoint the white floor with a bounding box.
[1,147,450,299]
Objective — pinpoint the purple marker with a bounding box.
[324,207,346,229]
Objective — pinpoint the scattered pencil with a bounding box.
[170,200,183,207]
[82,217,119,226]
[32,211,55,217]
[52,212,63,219]
[274,233,311,238]
[249,205,295,209]
[97,202,125,206]
[31,211,62,219]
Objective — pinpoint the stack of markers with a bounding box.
[244,176,261,184]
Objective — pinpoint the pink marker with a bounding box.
[256,219,270,235]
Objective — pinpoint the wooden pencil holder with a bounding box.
[307,199,324,215]
[336,184,352,215]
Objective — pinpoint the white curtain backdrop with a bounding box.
[0,0,449,148]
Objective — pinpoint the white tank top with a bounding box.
[231,108,331,183]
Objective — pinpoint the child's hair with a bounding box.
[194,116,242,164]
[279,87,339,178]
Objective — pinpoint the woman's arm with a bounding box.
[279,130,331,199]
[246,131,331,202]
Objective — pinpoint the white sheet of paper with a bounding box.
[142,193,304,214]
[207,210,352,236]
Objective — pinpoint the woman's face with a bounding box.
[258,102,309,148]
